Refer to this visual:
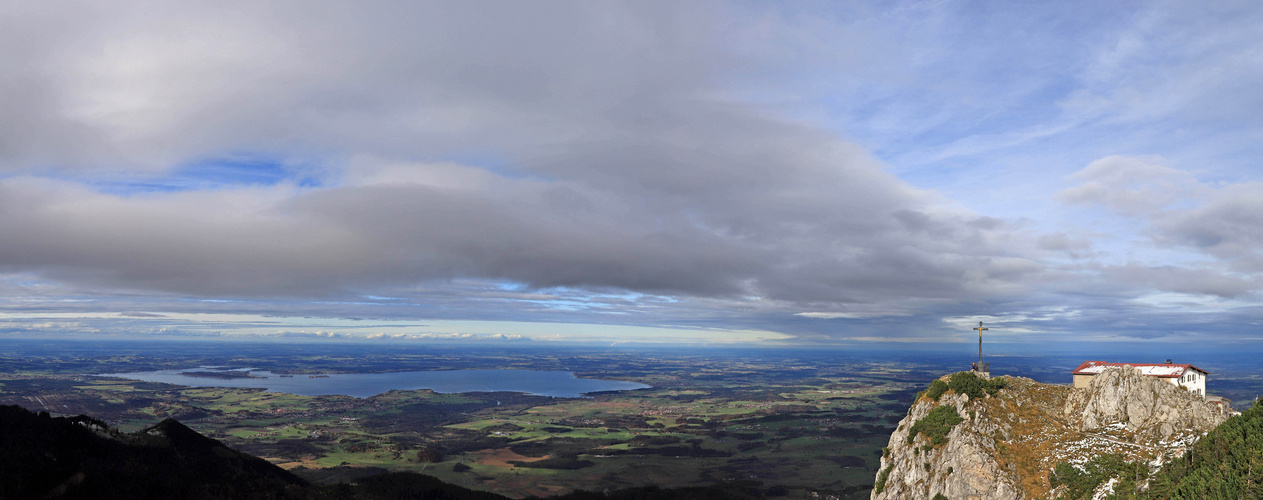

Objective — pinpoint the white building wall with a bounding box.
[1177,369,1207,396]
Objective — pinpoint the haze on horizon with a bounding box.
[2,1,1262,348]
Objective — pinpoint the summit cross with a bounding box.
[974,321,988,367]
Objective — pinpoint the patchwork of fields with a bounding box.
[0,344,948,499]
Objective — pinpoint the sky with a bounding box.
[2,0,1262,347]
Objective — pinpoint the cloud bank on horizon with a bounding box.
[2,1,1261,345]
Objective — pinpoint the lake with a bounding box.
[101,368,650,398]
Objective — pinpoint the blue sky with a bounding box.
[2,0,1262,347]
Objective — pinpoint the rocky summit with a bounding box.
[871,368,1230,500]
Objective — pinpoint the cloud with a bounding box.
[0,1,732,173]
[795,311,911,320]
[1155,183,1263,273]
[361,332,529,342]
[0,148,1035,308]
[5,1,1263,345]
[1060,157,1263,299]
[1058,155,1203,216]
[1037,232,1093,257]
[1067,2,1263,128]
[0,2,1045,312]
[274,331,347,339]
[1102,264,1255,299]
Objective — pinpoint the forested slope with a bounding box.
[1145,399,1263,499]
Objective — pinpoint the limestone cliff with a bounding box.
[871,367,1229,500]
[1064,367,1227,442]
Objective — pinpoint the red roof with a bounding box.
[1071,361,1209,378]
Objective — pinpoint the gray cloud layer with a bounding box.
[0,0,1044,314]
[2,1,1262,343]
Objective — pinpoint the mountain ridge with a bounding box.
[0,404,308,499]
[0,404,788,499]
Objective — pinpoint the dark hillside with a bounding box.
[0,405,802,500]
[0,404,306,499]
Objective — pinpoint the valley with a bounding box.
[0,342,932,499]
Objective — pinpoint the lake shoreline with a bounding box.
[98,367,651,399]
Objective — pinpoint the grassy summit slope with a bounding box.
[874,369,1230,500]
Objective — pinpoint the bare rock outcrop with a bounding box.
[1063,366,1228,440]
[872,368,1229,500]
[873,391,1022,500]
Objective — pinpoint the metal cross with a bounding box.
[974,321,988,367]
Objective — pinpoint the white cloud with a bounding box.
[1059,155,1203,216]
[1060,157,1263,299]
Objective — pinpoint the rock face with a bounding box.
[871,368,1229,500]
[1065,366,1228,441]
[873,391,1022,500]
